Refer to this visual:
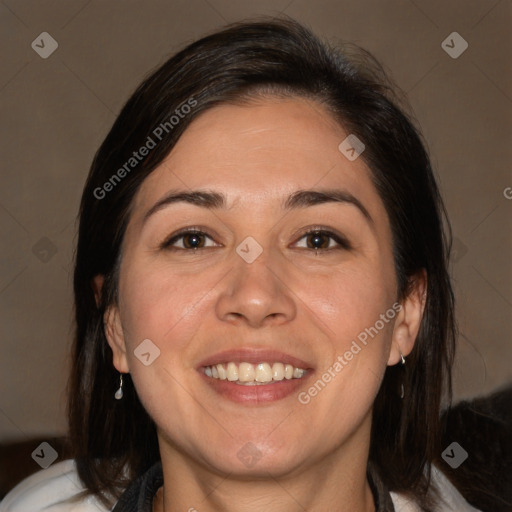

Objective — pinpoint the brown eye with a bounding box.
[306,232,331,249]
[294,229,351,252]
[181,233,205,249]
[162,230,218,251]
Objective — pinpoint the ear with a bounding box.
[388,269,427,366]
[93,274,129,372]
[104,305,130,373]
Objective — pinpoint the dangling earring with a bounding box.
[115,373,124,400]
[399,353,406,399]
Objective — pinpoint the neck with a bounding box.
[155,416,376,512]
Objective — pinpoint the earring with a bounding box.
[400,353,406,366]
[114,373,124,400]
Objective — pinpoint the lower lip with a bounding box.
[199,371,313,404]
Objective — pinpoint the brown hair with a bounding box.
[68,17,455,510]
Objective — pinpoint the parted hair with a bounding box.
[68,17,455,510]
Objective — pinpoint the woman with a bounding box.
[0,17,492,512]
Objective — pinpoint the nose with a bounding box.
[215,249,297,328]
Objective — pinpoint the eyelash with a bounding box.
[160,226,351,253]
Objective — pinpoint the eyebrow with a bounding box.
[143,188,373,225]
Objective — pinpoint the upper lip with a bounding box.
[197,348,314,370]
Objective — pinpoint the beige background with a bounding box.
[1,0,511,443]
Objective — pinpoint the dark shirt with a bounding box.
[112,461,163,512]
[111,461,395,512]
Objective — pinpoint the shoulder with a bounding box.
[0,459,111,512]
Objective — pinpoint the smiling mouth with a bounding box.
[203,361,307,385]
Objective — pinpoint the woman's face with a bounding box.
[105,96,422,478]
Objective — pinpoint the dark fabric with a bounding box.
[112,461,163,512]
[111,460,395,511]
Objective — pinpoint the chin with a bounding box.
[199,437,312,479]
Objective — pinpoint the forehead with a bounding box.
[133,96,383,217]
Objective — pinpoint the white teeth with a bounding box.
[226,362,238,381]
[216,363,227,380]
[293,367,305,378]
[272,362,285,381]
[238,362,255,382]
[255,363,272,382]
[204,361,307,384]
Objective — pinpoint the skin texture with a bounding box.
[101,97,426,512]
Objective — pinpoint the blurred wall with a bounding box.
[1,0,511,443]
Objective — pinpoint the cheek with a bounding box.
[116,264,211,429]
[119,262,203,343]
[306,264,396,352]
[117,259,225,385]
[297,263,397,428]
[299,263,396,418]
